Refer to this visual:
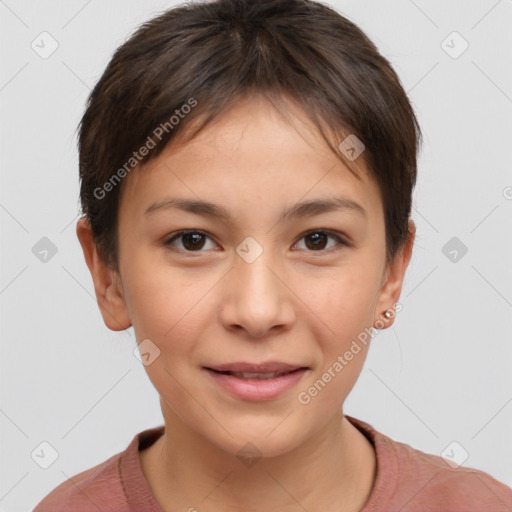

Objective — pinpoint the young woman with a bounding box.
[34,1,512,510]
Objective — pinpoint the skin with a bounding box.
[77,94,415,512]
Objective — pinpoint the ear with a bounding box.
[373,220,415,329]
[76,217,132,331]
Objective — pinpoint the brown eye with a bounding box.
[305,232,329,250]
[164,230,216,252]
[294,230,348,253]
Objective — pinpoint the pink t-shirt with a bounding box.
[33,415,512,511]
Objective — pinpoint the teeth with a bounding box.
[231,371,288,379]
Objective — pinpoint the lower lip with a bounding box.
[204,368,308,401]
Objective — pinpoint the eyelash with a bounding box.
[163,229,350,255]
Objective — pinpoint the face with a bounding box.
[78,95,413,458]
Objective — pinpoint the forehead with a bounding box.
[118,95,382,225]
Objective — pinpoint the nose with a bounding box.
[219,242,295,339]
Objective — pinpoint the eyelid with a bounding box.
[297,228,350,245]
[163,229,219,252]
[293,229,350,253]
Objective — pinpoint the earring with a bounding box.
[373,309,393,329]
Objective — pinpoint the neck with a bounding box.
[140,407,376,512]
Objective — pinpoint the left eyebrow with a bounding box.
[144,196,367,222]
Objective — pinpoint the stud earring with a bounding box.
[373,309,393,329]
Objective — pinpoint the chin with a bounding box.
[204,417,309,460]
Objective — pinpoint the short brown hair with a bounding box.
[78,0,422,271]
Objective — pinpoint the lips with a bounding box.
[205,361,307,379]
[203,363,309,400]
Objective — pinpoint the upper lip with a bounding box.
[205,362,308,373]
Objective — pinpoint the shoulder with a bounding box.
[32,443,132,512]
[392,437,512,511]
[347,415,512,512]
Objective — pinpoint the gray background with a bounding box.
[1,0,511,510]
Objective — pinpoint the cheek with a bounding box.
[303,265,381,342]
[123,265,211,401]
[122,260,215,353]
[297,272,377,409]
